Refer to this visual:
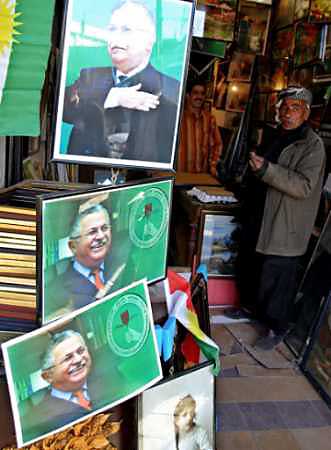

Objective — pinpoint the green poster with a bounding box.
[40,178,173,324]
[2,279,162,447]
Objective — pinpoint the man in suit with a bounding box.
[44,202,129,321]
[63,0,179,164]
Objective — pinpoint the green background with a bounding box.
[6,282,160,444]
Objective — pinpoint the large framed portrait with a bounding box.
[38,178,173,324]
[301,292,331,407]
[2,280,162,447]
[196,211,240,278]
[51,0,194,171]
[138,361,215,450]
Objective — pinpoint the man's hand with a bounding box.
[105,83,160,111]
[249,151,265,172]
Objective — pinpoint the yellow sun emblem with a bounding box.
[0,0,22,57]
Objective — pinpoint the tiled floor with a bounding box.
[211,313,331,450]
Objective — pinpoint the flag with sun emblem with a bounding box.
[0,0,55,135]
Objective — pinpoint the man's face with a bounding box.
[43,335,92,392]
[279,98,309,130]
[70,211,111,269]
[108,4,155,74]
[188,85,206,110]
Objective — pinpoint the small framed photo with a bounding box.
[197,0,238,42]
[301,293,331,407]
[227,52,255,82]
[272,27,295,59]
[237,2,271,55]
[51,0,194,171]
[310,0,331,23]
[196,211,240,278]
[273,0,295,30]
[138,361,215,450]
[225,82,251,112]
[294,23,323,67]
[39,178,173,324]
[2,280,162,448]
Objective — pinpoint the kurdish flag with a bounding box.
[0,0,55,135]
[166,269,220,375]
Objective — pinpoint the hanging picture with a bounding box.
[294,23,323,67]
[196,211,240,277]
[301,293,331,406]
[270,59,289,91]
[213,60,228,109]
[272,27,295,59]
[236,2,271,55]
[272,0,295,30]
[310,0,331,23]
[289,66,313,86]
[138,361,215,450]
[225,82,251,112]
[39,178,173,324]
[294,0,310,21]
[2,280,162,447]
[51,0,193,171]
[227,52,255,82]
[196,0,237,41]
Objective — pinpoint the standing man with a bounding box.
[63,0,179,163]
[177,81,223,176]
[249,86,326,350]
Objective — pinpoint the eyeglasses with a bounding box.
[48,346,88,369]
[73,224,111,240]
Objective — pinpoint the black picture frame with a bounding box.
[196,210,240,278]
[51,0,194,171]
[138,360,215,450]
[37,177,173,324]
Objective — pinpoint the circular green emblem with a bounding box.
[129,187,169,248]
[106,294,149,357]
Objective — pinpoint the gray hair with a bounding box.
[277,85,312,108]
[41,330,86,371]
[69,204,110,240]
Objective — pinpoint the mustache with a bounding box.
[68,361,87,375]
[91,237,109,247]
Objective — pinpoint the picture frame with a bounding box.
[225,82,251,112]
[2,280,162,447]
[270,59,289,91]
[227,52,255,82]
[138,360,215,450]
[39,177,173,324]
[196,211,240,278]
[294,0,310,21]
[272,0,295,30]
[294,22,323,67]
[272,26,295,59]
[237,2,271,55]
[310,0,331,23]
[51,0,194,171]
[196,0,238,42]
[301,292,331,407]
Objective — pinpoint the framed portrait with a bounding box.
[310,0,331,23]
[270,59,289,91]
[196,0,238,42]
[301,292,331,407]
[272,26,295,59]
[294,0,310,21]
[227,52,255,82]
[138,361,215,450]
[225,82,251,112]
[196,211,240,278]
[273,0,295,29]
[51,0,194,171]
[2,280,162,447]
[237,2,271,55]
[39,178,173,324]
[294,22,323,67]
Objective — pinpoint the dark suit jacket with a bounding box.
[63,64,179,163]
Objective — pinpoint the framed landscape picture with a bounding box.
[197,0,237,41]
[39,178,173,324]
[196,211,240,277]
[2,280,162,447]
[51,0,194,171]
[138,361,215,450]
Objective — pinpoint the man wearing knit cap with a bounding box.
[248,85,326,350]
